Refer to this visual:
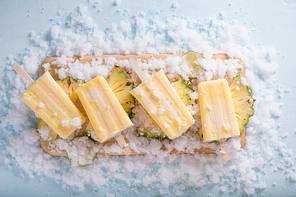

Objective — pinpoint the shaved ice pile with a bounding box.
[1,4,295,196]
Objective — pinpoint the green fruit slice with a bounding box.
[84,122,99,142]
[108,66,135,117]
[36,118,58,144]
[136,118,167,140]
[66,136,97,167]
[180,51,204,78]
[197,128,221,143]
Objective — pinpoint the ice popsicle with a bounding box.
[15,64,86,139]
[198,78,240,161]
[76,75,133,154]
[129,58,195,140]
[198,79,240,141]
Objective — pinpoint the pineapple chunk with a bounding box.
[229,74,255,133]
[56,77,84,103]
[172,75,193,106]
[108,66,135,117]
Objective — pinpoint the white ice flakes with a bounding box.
[1,4,294,196]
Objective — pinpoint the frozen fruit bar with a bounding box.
[19,71,86,139]
[77,76,134,143]
[198,79,240,142]
[130,69,195,140]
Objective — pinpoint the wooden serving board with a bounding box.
[39,53,245,156]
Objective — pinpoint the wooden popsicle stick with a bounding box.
[128,58,147,82]
[220,140,229,161]
[13,63,35,86]
[114,133,131,155]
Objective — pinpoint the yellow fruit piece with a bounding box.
[56,77,84,103]
[107,66,135,117]
[229,74,255,133]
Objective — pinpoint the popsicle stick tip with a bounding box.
[13,63,35,86]
[222,152,229,162]
[123,147,132,155]
[114,134,132,155]
[128,58,147,82]
[220,141,230,162]
[13,63,19,68]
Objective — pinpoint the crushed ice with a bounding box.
[1,4,295,196]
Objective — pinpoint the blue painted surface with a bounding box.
[0,0,296,196]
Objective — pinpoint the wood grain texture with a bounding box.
[39,53,245,156]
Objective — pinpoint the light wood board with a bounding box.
[39,53,246,156]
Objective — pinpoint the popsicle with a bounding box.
[76,75,133,155]
[14,63,86,139]
[128,58,195,140]
[198,78,240,161]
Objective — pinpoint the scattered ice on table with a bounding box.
[256,182,267,190]
[113,0,121,6]
[172,2,179,9]
[51,26,60,40]
[1,4,295,196]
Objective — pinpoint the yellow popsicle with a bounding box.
[198,79,240,142]
[77,76,134,143]
[20,71,86,139]
[130,69,195,140]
